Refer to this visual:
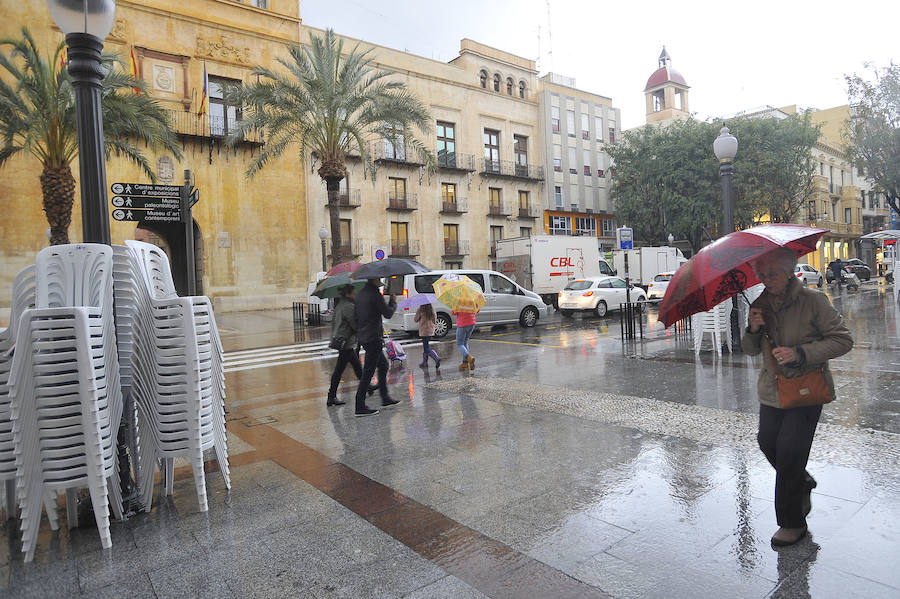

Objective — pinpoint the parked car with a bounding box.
[647,272,675,299]
[794,264,823,287]
[843,258,871,281]
[558,276,648,318]
[384,269,547,338]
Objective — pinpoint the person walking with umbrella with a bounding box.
[743,247,853,546]
[414,302,441,369]
[353,278,400,416]
[325,285,370,406]
[432,274,484,372]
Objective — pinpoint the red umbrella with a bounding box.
[658,224,828,328]
[325,261,363,276]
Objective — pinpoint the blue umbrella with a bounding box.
[396,293,437,311]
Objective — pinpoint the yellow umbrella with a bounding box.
[432,274,485,314]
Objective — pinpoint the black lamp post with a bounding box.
[713,126,738,236]
[318,225,329,271]
[48,0,116,245]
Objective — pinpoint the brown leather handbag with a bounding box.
[766,345,833,409]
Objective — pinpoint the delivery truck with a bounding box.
[494,235,613,307]
[612,246,686,289]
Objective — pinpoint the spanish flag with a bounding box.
[197,62,208,119]
[60,47,67,69]
[129,47,140,94]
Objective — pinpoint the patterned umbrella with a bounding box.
[432,274,485,314]
[326,261,363,276]
[311,273,366,299]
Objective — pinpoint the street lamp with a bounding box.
[668,233,674,246]
[713,126,738,236]
[48,0,116,245]
[318,225,328,271]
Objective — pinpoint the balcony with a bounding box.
[165,110,264,145]
[370,142,425,167]
[488,202,512,217]
[437,151,476,172]
[327,189,360,208]
[480,159,544,182]
[442,240,470,257]
[829,183,842,197]
[489,240,498,257]
[518,204,541,219]
[440,198,468,214]
[328,238,364,260]
[390,239,421,257]
[386,193,418,211]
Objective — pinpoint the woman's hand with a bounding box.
[772,346,799,365]
[748,307,764,333]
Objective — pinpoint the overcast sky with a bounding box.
[300,0,898,130]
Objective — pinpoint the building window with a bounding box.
[480,70,487,88]
[514,134,528,176]
[600,219,615,236]
[436,121,456,168]
[518,81,526,99]
[567,110,575,137]
[445,261,462,270]
[581,113,590,140]
[484,129,500,172]
[575,217,596,236]
[583,150,591,176]
[248,0,267,7]
[551,106,560,133]
[554,186,563,207]
[391,221,409,253]
[845,207,852,224]
[608,127,616,144]
[383,122,405,160]
[208,76,242,136]
[441,182,457,206]
[808,200,816,220]
[388,177,406,203]
[554,157,562,172]
[489,187,502,211]
[596,151,605,178]
[339,218,351,245]
[549,215,571,235]
[594,116,603,141]
[518,190,529,214]
[520,226,532,237]
[444,223,459,254]
[506,77,513,95]
[490,225,504,241]
[568,147,577,174]
[493,73,501,92]
[819,162,824,175]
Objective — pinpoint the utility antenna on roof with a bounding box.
[545,0,554,73]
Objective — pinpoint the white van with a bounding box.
[385,269,548,338]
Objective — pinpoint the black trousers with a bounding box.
[355,340,389,410]
[327,347,363,401]
[758,403,821,528]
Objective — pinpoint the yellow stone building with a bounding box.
[1,0,308,315]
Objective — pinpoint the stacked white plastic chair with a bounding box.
[691,300,732,356]
[123,240,229,512]
[8,244,124,561]
[1,266,36,518]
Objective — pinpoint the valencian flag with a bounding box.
[197,62,208,119]
[60,46,67,69]
[129,47,140,93]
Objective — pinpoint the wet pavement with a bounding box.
[2,280,899,598]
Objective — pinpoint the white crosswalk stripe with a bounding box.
[223,338,424,373]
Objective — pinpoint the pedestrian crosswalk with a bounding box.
[223,338,424,373]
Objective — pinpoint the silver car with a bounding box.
[558,276,648,318]
[794,264,823,288]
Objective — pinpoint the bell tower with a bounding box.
[644,47,690,124]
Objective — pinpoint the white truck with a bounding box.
[494,235,613,307]
[612,246,687,289]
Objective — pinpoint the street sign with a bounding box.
[110,182,180,198]
[189,187,199,208]
[373,245,388,261]
[111,207,181,223]
[616,227,633,250]
[111,195,180,210]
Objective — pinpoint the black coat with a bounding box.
[355,282,396,345]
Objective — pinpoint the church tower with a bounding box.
[644,47,690,124]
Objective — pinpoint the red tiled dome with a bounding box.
[644,67,688,91]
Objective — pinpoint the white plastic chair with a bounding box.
[692,301,732,356]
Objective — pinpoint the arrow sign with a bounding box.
[110,182,180,198]
[189,187,199,209]
[111,207,182,223]
[110,195,179,210]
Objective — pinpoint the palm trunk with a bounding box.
[325,176,343,266]
[40,164,76,245]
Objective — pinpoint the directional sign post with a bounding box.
[110,182,182,223]
[180,170,197,296]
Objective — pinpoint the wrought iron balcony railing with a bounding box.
[327,189,360,208]
[386,193,418,211]
[442,240,470,256]
[518,204,541,219]
[370,142,425,167]
[437,151,476,172]
[480,159,544,181]
[488,202,512,217]
[328,238,364,259]
[440,198,468,214]
[390,239,421,257]
[165,110,264,145]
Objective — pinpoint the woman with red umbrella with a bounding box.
[742,247,853,547]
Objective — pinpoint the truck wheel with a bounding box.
[594,301,608,318]
[519,306,539,328]
[560,309,574,318]
[434,313,451,338]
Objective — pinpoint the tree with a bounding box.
[225,28,434,264]
[844,62,900,218]
[0,28,182,245]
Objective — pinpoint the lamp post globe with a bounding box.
[713,126,738,237]
[668,233,674,245]
[318,226,328,271]
[48,0,117,245]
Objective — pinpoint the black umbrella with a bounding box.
[350,257,431,280]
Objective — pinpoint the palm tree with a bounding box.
[225,28,433,264]
[0,27,182,245]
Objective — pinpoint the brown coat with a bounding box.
[741,276,854,408]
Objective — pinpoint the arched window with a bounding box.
[493,73,500,92]
[506,77,513,95]
[479,70,487,88]
[518,81,526,99]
